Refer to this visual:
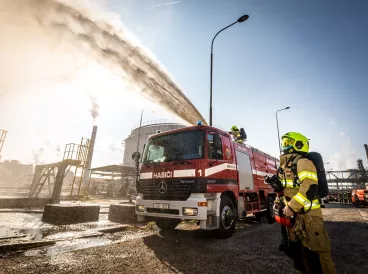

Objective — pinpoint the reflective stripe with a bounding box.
[298,171,318,182]
[304,199,320,210]
[294,192,308,206]
[293,193,321,210]
[283,180,298,188]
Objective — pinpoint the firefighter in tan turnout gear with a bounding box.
[274,132,336,274]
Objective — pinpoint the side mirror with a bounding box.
[214,132,221,150]
[131,151,141,162]
[240,128,247,141]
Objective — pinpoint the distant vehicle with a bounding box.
[135,123,278,238]
[323,194,337,203]
[351,189,368,207]
[329,194,338,202]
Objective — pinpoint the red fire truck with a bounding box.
[135,123,279,238]
[352,188,368,206]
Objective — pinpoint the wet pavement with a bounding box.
[0,212,113,239]
[0,199,138,256]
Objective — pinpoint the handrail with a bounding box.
[131,119,184,131]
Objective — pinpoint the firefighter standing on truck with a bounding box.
[274,132,336,274]
[229,126,244,144]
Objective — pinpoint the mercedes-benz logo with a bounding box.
[158,181,167,194]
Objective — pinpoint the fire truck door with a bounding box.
[236,150,254,190]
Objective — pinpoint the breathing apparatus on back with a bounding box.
[281,132,329,199]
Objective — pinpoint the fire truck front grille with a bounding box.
[146,208,179,215]
[139,179,202,201]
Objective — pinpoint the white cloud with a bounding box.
[328,132,358,171]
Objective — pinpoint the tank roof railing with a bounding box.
[131,119,186,131]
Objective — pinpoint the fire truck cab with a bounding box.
[135,124,279,238]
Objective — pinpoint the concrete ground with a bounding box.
[0,203,367,274]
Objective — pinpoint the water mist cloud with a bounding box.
[0,0,205,125]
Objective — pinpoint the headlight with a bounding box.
[183,207,198,216]
[136,205,145,212]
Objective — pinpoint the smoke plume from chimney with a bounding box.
[89,96,99,124]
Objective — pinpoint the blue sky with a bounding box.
[0,0,366,170]
[100,0,367,168]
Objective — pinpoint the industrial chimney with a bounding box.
[364,144,368,162]
[0,129,7,161]
[83,126,97,186]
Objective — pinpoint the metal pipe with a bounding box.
[276,111,281,154]
[132,110,144,192]
[136,109,144,152]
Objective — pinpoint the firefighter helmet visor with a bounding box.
[281,137,295,150]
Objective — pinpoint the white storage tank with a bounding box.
[122,120,185,167]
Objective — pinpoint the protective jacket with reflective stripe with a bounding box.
[278,153,322,218]
[230,131,244,144]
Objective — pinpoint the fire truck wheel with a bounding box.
[155,218,181,231]
[215,195,236,238]
[266,196,275,224]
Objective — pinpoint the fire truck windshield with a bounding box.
[143,129,204,163]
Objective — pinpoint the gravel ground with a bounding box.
[0,205,367,274]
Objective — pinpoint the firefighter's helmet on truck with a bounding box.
[270,132,336,273]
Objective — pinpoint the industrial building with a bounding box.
[326,147,368,193]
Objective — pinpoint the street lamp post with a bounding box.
[276,107,290,154]
[209,14,249,126]
[131,109,144,199]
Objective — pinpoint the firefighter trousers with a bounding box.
[290,215,336,274]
